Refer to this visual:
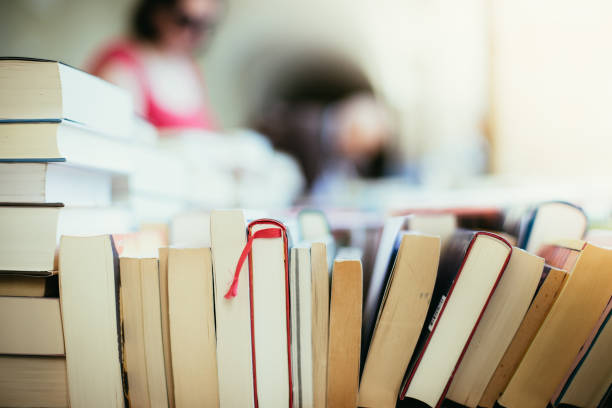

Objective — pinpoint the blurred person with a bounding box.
[253,54,394,195]
[88,0,222,130]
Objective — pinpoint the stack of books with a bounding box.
[0,58,136,407]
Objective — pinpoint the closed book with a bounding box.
[59,235,125,408]
[310,242,330,408]
[446,248,544,407]
[359,233,440,408]
[327,258,363,408]
[499,243,612,408]
[478,265,567,408]
[0,58,133,138]
[0,204,61,273]
[0,274,57,297]
[0,162,112,206]
[400,231,512,408]
[119,258,169,408]
[0,356,68,407]
[210,210,255,408]
[515,201,587,253]
[157,248,175,408]
[290,246,314,408]
[553,299,612,407]
[0,296,64,355]
[167,248,219,407]
[247,219,292,407]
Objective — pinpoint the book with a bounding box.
[0,273,57,297]
[0,58,133,138]
[59,235,125,408]
[499,242,612,408]
[478,265,567,408]
[446,248,544,407]
[158,248,175,408]
[553,298,612,407]
[0,356,68,407]
[310,242,330,408]
[0,121,126,162]
[327,258,363,408]
[365,214,454,322]
[400,231,512,408]
[119,258,169,408]
[167,248,219,407]
[248,219,292,407]
[515,201,587,253]
[209,210,254,408]
[0,204,61,273]
[0,296,64,355]
[290,246,314,408]
[358,233,440,408]
[0,161,112,205]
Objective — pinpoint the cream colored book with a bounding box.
[478,266,567,408]
[447,248,544,407]
[120,258,168,408]
[158,247,175,408]
[327,258,362,408]
[0,296,64,355]
[210,210,254,408]
[0,274,49,297]
[0,356,68,407]
[59,235,125,408]
[311,242,329,408]
[290,246,314,408]
[0,204,60,272]
[168,248,219,407]
[0,58,133,138]
[500,243,612,408]
[358,234,440,408]
[250,220,291,407]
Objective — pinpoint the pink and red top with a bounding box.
[89,40,217,130]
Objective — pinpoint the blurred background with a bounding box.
[2,0,612,223]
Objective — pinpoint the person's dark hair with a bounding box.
[132,0,177,42]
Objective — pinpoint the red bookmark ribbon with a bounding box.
[224,227,282,299]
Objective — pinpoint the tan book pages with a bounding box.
[447,249,544,407]
[0,275,46,297]
[157,247,175,408]
[478,266,567,408]
[119,258,169,408]
[327,259,362,408]
[210,210,254,408]
[0,297,64,355]
[59,235,124,408]
[499,244,612,408]
[120,258,151,407]
[0,356,68,408]
[140,258,170,408]
[311,243,329,408]
[168,248,219,407]
[358,234,439,408]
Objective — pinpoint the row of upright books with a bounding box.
[2,201,612,408]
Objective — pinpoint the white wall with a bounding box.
[491,0,612,177]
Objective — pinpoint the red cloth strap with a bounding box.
[224,228,282,299]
